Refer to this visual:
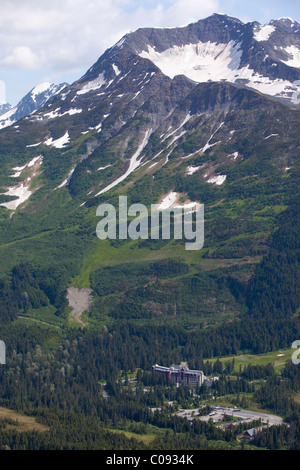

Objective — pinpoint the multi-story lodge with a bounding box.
[151,363,205,387]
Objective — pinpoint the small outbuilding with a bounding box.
[242,428,257,440]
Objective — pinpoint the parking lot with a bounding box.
[176,405,283,427]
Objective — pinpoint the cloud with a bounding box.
[0,0,220,75]
[0,81,7,104]
[163,0,220,25]
[1,46,40,69]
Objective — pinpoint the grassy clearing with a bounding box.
[0,406,49,432]
[208,348,294,372]
[294,393,300,405]
[72,237,203,288]
[104,428,157,445]
[17,305,65,328]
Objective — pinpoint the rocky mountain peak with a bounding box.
[0,82,68,130]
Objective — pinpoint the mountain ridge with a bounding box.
[0,13,299,213]
[0,82,68,130]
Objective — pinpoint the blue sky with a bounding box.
[0,0,299,105]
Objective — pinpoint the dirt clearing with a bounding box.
[67,287,93,326]
[0,406,49,432]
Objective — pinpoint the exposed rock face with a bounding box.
[0,13,299,209]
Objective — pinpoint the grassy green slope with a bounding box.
[0,83,298,330]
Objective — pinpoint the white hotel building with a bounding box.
[151,363,206,387]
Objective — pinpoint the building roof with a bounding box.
[152,363,205,377]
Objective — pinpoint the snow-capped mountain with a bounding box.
[10,14,300,138]
[0,14,299,213]
[120,14,300,105]
[0,82,68,129]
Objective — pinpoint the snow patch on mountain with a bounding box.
[148,162,158,169]
[201,122,224,153]
[157,192,178,210]
[230,151,239,160]
[96,129,152,196]
[138,37,299,101]
[11,164,26,177]
[10,155,43,177]
[253,24,276,42]
[43,108,61,119]
[56,168,75,189]
[0,108,15,129]
[0,155,43,210]
[45,131,70,148]
[26,142,42,148]
[162,113,192,142]
[77,73,107,95]
[186,166,201,175]
[265,134,279,139]
[28,155,42,167]
[44,108,83,120]
[279,45,300,68]
[31,82,53,101]
[139,41,242,83]
[0,184,32,210]
[97,164,112,171]
[207,175,227,185]
[243,72,300,100]
[156,191,200,213]
[112,64,121,76]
